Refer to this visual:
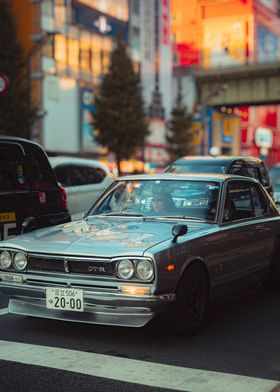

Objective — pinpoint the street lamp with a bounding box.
[198,83,228,155]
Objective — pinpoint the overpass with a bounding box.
[194,60,280,107]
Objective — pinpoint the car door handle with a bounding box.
[256,225,264,232]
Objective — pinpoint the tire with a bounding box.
[170,263,209,336]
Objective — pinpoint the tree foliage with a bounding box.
[93,40,148,174]
[0,0,36,138]
[167,79,195,161]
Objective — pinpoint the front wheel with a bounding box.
[171,263,209,336]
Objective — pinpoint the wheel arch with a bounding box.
[176,257,210,293]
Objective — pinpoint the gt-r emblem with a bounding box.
[88,266,106,273]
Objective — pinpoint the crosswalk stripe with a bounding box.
[0,308,8,315]
[0,339,278,392]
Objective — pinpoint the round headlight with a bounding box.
[0,251,12,269]
[136,259,154,280]
[117,259,135,279]
[13,252,27,270]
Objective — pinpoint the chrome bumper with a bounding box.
[0,280,175,328]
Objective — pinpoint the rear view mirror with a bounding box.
[21,217,37,234]
[172,224,188,243]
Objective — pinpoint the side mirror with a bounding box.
[21,217,37,234]
[172,224,188,243]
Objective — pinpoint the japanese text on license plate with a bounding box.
[46,287,84,312]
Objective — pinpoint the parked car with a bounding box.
[0,173,280,335]
[269,163,280,203]
[49,156,113,220]
[164,155,274,198]
[0,136,71,241]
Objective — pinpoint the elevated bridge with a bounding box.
[194,61,280,107]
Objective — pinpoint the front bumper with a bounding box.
[0,273,175,327]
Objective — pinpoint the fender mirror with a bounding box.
[172,224,188,243]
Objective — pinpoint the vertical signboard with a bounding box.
[80,87,99,152]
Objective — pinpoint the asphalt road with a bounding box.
[0,289,280,392]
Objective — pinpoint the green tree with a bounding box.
[93,40,148,174]
[0,0,36,138]
[167,79,194,161]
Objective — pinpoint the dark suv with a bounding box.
[0,136,71,240]
[164,156,273,197]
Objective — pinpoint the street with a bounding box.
[0,289,279,392]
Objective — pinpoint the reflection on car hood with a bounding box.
[1,216,209,257]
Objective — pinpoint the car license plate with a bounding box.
[0,212,16,223]
[46,287,84,312]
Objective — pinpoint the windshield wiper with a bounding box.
[96,212,144,217]
[145,215,204,221]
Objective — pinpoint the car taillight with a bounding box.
[59,185,67,209]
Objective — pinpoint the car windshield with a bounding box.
[167,163,227,174]
[89,179,221,222]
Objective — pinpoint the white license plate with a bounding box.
[46,287,84,312]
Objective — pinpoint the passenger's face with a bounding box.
[152,195,165,212]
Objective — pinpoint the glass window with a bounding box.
[69,166,87,186]
[80,37,91,71]
[250,184,267,217]
[0,147,29,191]
[169,164,227,174]
[223,181,253,223]
[68,38,80,69]
[26,148,57,189]
[55,35,67,64]
[90,179,221,221]
[81,167,106,184]
[91,35,102,78]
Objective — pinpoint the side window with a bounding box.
[258,165,270,187]
[250,184,267,217]
[230,165,242,175]
[69,166,87,186]
[0,151,29,191]
[242,166,258,179]
[82,166,106,184]
[223,181,253,223]
[54,165,71,187]
[27,148,57,189]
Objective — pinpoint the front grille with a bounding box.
[27,254,113,276]
[28,256,65,272]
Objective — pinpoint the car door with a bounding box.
[210,179,271,295]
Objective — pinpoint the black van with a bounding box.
[0,136,71,240]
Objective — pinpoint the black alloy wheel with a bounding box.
[173,263,209,336]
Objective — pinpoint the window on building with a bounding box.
[68,38,80,69]
[55,35,67,65]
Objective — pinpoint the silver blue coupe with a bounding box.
[0,173,280,335]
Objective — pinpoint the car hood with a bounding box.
[1,216,209,257]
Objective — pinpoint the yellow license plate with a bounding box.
[0,212,16,223]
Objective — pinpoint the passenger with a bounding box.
[151,191,175,214]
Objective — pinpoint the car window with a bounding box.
[69,166,87,186]
[0,147,29,191]
[242,166,257,179]
[54,165,71,187]
[223,181,253,222]
[258,165,270,187]
[26,148,57,189]
[167,163,227,174]
[250,184,267,217]
[81,166,106,184]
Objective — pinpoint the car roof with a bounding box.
[171,155,263,165]
[48,156,110,172]
[0,135,42,149]
[117,172,260,184]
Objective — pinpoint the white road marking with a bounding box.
[0,308,8,315]
[0,340,278,392]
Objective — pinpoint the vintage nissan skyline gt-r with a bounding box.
[0,173,280,335]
